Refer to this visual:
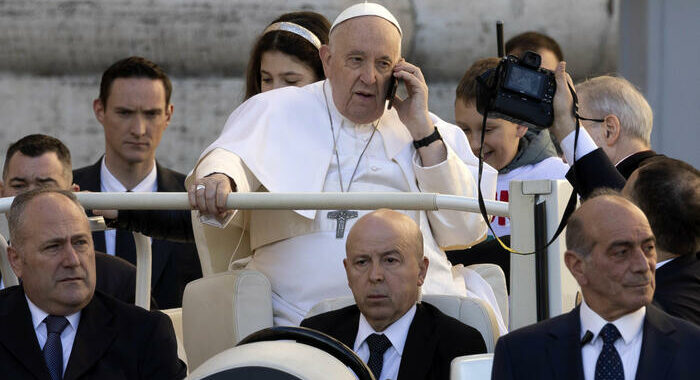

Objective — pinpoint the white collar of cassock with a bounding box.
[323,79,410,161]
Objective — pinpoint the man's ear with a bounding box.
[564,250,588,286]
[515,124,528,138]
[7,246,22,279]
[93,98,106,125]
[319,45,331,78]
[603,114,621,147]
[342,258,351,286]
[165,103,174,125]
[417,256,429,286]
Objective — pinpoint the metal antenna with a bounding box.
[497,20,505,57]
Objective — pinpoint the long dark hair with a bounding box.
[244,11,330,100]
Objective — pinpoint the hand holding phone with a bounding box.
[386,75,398,109]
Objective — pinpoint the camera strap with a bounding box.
[476,81,585,255]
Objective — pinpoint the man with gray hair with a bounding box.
[548,72,662,197]
[575,76,659,178]
[0,188,186,378]
[0,134,143,306]
[492,192,700,380]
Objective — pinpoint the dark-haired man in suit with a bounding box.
[0,189,186,379]
[302,209,486,380]
[492,193,700,380]
[73,56,201,309]
[623,157,700,325]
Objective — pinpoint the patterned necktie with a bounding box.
[365,333,392,380]
[43,315,69,380]
[595,323,624,380]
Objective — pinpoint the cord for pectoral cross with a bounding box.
[323,81,382,238]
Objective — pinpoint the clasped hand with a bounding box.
[188,173,235,219]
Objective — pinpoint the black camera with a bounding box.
[476,51,556,128]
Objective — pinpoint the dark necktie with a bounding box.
[595,323,624,380]
[365,333,392,380]
[115,190,136,264]
[43,315,69,380]
[115,228,136,264]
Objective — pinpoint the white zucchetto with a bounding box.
[330,2,402,35]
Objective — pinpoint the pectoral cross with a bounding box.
[327,210,358,238]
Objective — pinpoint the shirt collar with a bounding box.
[580,298,645,345]
[26,295,81,332]
[656,258,673,269]
[355,304,417,355]
[615,152,637,166]
[100,156,158,192]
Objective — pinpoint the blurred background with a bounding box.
[0,0,697,172]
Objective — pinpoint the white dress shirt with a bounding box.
[100,157,157,255]
[26,296,81,374]
[560,127,599,166]
[580,299,645,380]
[354,305,417,380]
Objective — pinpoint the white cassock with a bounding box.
[189,80,503,330]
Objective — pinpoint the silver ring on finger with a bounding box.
[196,184,206,191]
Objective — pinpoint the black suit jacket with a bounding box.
[653,252,700,326]
[492,304,700,380]
[566,148,662,198]
[0,285,186,379]
[615,150,663,179]
[93,252,138,305]
[301,302,486,380]
[73,159,201,308]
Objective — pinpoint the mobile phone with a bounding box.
[386,75,398,109]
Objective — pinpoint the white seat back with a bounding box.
[467,263,508,328]
[0,234,19,287]
[190,212,251,276]
[161,307,187,368]
[186,341,356,380]
[450,353,494,380]
[182,270,272,372]
[307,294,501,352]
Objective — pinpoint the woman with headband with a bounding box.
[245,11,330,99]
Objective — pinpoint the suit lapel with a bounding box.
[63,294,117,380]
[634,305,676,380]
[74,158,103,192]
[75,159,107,252]
[546,307,585,380]
[154,162,184,191]
[333,306,362,349]
[91,231,106,253]
[397,304,437,379]
[148,162,171,284]
[0,288,51,379]
[616,150,658,179]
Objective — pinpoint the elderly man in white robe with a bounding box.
[188,3,503,331]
